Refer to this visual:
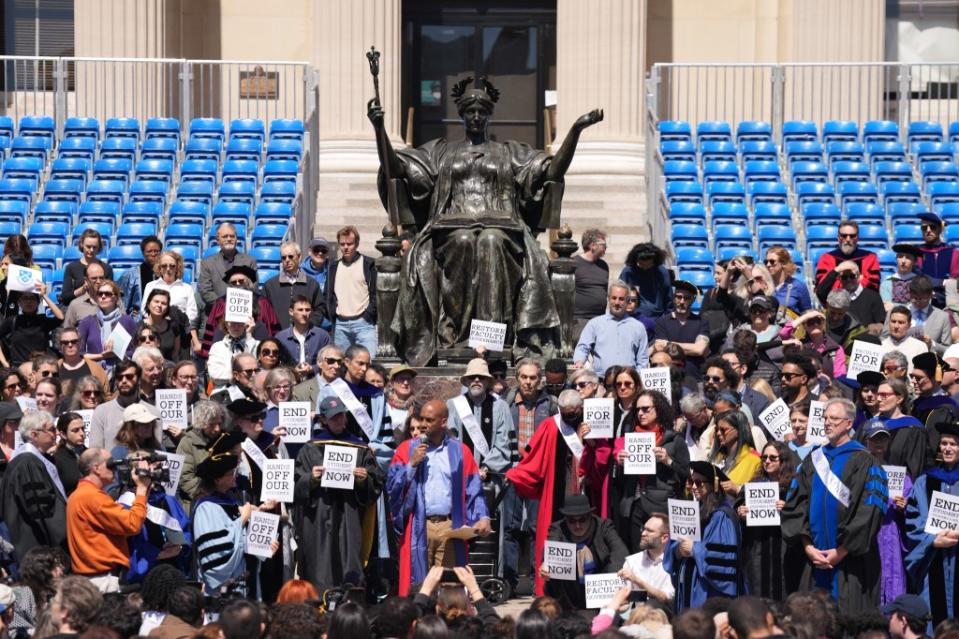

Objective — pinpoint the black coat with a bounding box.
[545,515,629,610]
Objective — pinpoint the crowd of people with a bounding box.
[0,218,957,639]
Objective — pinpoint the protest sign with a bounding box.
[639,367,670,397]
[261,459,295,502]
[745,481,780,527]
[321,445,358,490]
[245,511,280,559]
[925,490,959,534]
[846,340,883,378]
[76,409,93,447]
[157,452,185,497]
[225,287,254,323]
[583,398,614,439]
[884,465,907,500]
[6,264,41,293]
[156,389,188,431]
[15,396,37,413]
[624,432,656,475]
[467,319,507,352]
[807,400,827,444]
[668,498,702,541]
[543,541,577,581]
[759,398,791,442]
[584,574,628,609]
[279,402,312,443]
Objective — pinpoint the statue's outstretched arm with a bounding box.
[368,98,406,179]
[547,108,604,181]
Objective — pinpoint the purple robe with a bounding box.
[879,472,913,606]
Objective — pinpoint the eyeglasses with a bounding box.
[260,349,279,356]
[636,405,655,413]
[157,264,176,270]
[4,382,20,390]
[177,375,198,381]
[139,334,157,342]
[761,454,780,461]
[704,375,724,383]
[876,391,896,398]
[825,416,851,424]
[270,383,292,392]
[96,290,115,298]
[566,516,589,525]
[280,254,297,261]
[626,297,639,303]
[764,259,779,266]
[884,365,901,373]
[228,279,248,286]
[117,373,138,381]
[82,390,100,397]
[393,377,412,385]
[780,371,805,380]
[574,381,595,389]
[238,368,257,376]
[839,233,858,239]
[615,381,635,388]
[324,357,342,365]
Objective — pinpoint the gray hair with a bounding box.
[232,352,257,372]
[19,410,53,439]
[581,228,607,252]
[515,358,542,374]
[192,400,225,432]
[345,344,370,361]
[825,397,856,421]
[317,344,343,362]
[568,368,599,385]
[881,350,908,372]
[132,346,164,367]
[557,389,584,409]
[679,394,708,416]
[280,240,301,257]
[609,280,631,296]
[264,367,296,390]
[826,289,851,310]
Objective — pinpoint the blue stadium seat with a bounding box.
[58,138,96,162]
[217,181,256,208]
[893,224,923,244]
[98,138,137,163]
[50,158,91,185]
[801,203,841,227]
[758,226,797,254]
[739,141,777,164]
[262,160,297,186]
[207,224,246,251]
[696,121,732,147]
[844,202,884,224]
[221,160,259,186]
[128,180,168,207]
[71,222,113,249]
[31,244,62,270]
[795,182,835,208]
[28,222,69,248]
[227,138,265,163]
[264,139,302,163]
[790,161,829,187]
[876,248,897,270]
[946,225,959,248]
[706,182,745,208]
[838,182,879,210]
[920,161,959,187]
[736,121,772,145]
[668,202,707,227]
[35,201,76,227]
[659,121,693,143]
[701,161,739,186]
[140,138,178,163]
[663,160,698,182]
[908,121,944,147]
[179,159,218,186]
[862,120,899,144]
[939,202,959,226]
[108,245,143,270]
[881,181,923,208]
[135,159,174,185]
[19,116,55,142]
[950,122,959,146]
[680,271,716,295]
[176,182,215,208]
[888,202,926,226]
[929,182,959,208]
[250,224,287,249]
[251,246,281,271]
[710,202,748,229]
[858,224,889,250]
[742,161,780,185]
[253,202,293,226]
[832,161,871,185]
[822,120,858,145]
[168,200,210,227]
[825,142,865,167]
[2,157,42,182]
[63,117,100,142]
[664,181,703,206]
[144,118,181,145]
[671,224,709,250]
[785,141,824,166]
[0,200,29,226]
[913,142,956,165]
[714,225,753,253]
[867,141,907,167]
[92,158,133,186]
[0,220,22,238]
[121,201,162,226]
[117,222,159,247]
[190,118,226,146]
[700,141,737,164]
[77,201,119,227]
[874,161,914,185]
[744,187,784,215]
[43,179,84,206]
[105,118,141,143]
[753,203,792,231]
[269,119,305,143]
[85,180,126,207]
[169,245,199,272]
[202,246,219,260]
[230,118,266,145]
[10,136,50,161]
[806,225,840,252]
[211,201,251,227]
[0,179,35,206]
[0,117,14,147]
[259,181,295,205]
[782,120,818,145]
[185,137,222,163]
[164,223,204,252]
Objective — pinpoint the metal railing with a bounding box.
[0,55,320,250]
[645,61,959,251]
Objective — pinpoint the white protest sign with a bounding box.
[107,322,132,359]
[884,465,907,500]
[76,409,93,447]
[583,398,614,439]
[6,264,41,293]
[321,445,358,490]
[543,541,577,581]
[260,459,295,502]
[155,389,188,431]
[157,452,185,497]
[15,396,37,413]
[807,400,827,445]
[745,481,780,527]
[759,398,791,442]
[225,287,254,323]
[467,319,507,352]
[241,438,267,469]
[624,432,656,475]
[584,574,628,609]
[847,340,883,378]
[245,511,280,559]
[279,401,312,443]
[668,498,702,541]
[639,367,670,397]
[925,490,959,534]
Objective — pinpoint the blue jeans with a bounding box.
[334,317,378,355]
[501,484,539,585]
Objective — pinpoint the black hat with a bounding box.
[882,594,930,620]
[558,494,594,517]
[488,358,508,377]
[938,422,959,439]
[227,398,268,418]
[206,431,245,455]
[673,280,700,296]
[748,295,779,313]
[689,461,730,487]
[918,212,943,227]
[0,401,23,423]
[891,243,923,259]
[196,453,240,482]
[913,352,941,381]
[856,371,885,388]
[221,264,258,284]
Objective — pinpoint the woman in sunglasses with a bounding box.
[735,440,802,601]
[765,247,812,318]
[708,409,761,497]
[77,280,137,374]
[65,375,105,411]
[256,338,291,372]
[57,327,109,389]
[0,368,25,402]
[671,460,745,612]
[141,251,200,353]
[137,289,183,362]
[569,368,602,401]
[608,367,641,438]
[778,309,846,379]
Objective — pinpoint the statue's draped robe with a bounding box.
[380,138,562,366]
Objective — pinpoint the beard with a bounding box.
[703,386,719,401]
[468,384,487,400]
[839,243,855,256]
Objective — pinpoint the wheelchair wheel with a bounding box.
[480,577,511,604]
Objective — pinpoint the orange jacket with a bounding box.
[66,479,148,575]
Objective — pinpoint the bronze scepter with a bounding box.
[366,45,399,226]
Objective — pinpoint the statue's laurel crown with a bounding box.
[451,75,500,103]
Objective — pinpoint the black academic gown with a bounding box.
[734,483,803,601]
[854,416,931,480]
[293,432,383,593]
[0,453,67,562]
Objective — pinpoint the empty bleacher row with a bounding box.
[661,118,959,299]
[0,115,305,303]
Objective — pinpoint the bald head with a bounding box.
[420,399,449,445]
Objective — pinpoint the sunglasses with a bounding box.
[615,381,635,388]
[139,334,157,342]
[82,390,100,397]
[636,405,655,413]
[324,357,343,365]
[228,279,248,286]
[686,478,706,487]
[761,454,780,461]
[780,372,805,380]
[839,233,858,239]
[60,338,79,346]
[260,349,279,356]
[117,373,138,381]
[157,264,176,270]
[764,259,779,266]
[239,368,257,376]
[921,224,938,230]
[96,291,115,298]
[280,255,297,261]
[574,381,595,389]
[704,375,724,383]
[4,382,20,390]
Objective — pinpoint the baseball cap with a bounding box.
[882,594,930,620]
[320,396,348,419]
[309,237,330,251]
[122,403,158,424]
[862,419,890,439]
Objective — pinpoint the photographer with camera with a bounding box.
[66,447,151,593]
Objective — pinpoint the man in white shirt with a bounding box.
[618,512,674,604]
[881,305,928,370]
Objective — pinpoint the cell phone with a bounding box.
[628,589,648,603]
[441,569,459,583]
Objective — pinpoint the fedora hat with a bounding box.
[461,358,492,381]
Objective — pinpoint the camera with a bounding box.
[628,589,648,603]
[107,453,171,484]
